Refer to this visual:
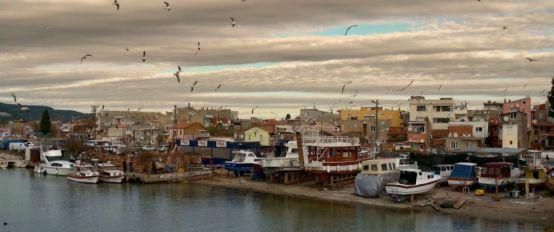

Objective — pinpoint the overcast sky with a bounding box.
[1,0,554,118]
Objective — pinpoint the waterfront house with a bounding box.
[501,111,528,148]
[244,127,271,146]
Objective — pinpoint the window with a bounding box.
[371,164,378,171]
[476,127,483,132]
[450,141,458,149]
[433,106,452,112]
[416,105,426,111]
[433,118,450,123]
[363,165,369,171]
[381,164,388,171]
[509,140,513,145]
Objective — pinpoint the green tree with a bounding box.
[40,109,51,135]
[549,77,554,117]
[285,113,291,120]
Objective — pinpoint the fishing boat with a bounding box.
[355,158,400,197]
[261,141,302,174]
[477,162,521,191]
[224,150,261,176]
[516,166,546,188]
[37,149,74,176]
[447,162,477,188]
[97,163,125,183]
[385,169,441,196]
[431,164,454,183]
[302,135,369,185]
[66,164,99,184]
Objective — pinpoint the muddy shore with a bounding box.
[190,174,554,228]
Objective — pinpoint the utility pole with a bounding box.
[370,99,379,151]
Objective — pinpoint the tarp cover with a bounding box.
[449,164,475,179]
[354,174,383,198]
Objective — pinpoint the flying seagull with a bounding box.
[230,17,236,27]
[392,80,414,92]
[178,65,182,72]
[163,1,171,11]
[502,26,507,30]
[344,25,358,36]
[113,0,120,11]
[142,50,146,62]
[341,81,352,95]
[80,54,92,63]
[523,82,528,89]
[190,86,195,93]
[192,80,198,86]
[526,57,537,62]
[438,84,442,91]
[251,106,259,115]
[10,93,16,103]
[503,87,508,93]
[214,84,222,91]
[125,48,129,51]
[174,72,180,83]
[194,41,201,55]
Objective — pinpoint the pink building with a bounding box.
[503,97,531,129]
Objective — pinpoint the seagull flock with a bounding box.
[5,0,549,116]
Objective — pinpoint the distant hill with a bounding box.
[0,102,89,123]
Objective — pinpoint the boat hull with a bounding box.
[44,167,74,176]
[447,178,475,187]
[386,179,440,195]
[67,175,99,184]
[478,177,516,191]
[100,175,124,183]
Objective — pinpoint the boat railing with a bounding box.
[303,136,358,145]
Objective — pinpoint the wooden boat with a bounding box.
[67,164,99,184]
[385,168,441,196]
[477,162,521,191]
[447,162,477,188]
[97,163,125,183]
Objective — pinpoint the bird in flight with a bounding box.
[125,48,129,51]
[523,82,528,89]
[174,72,181,83]
[192,80,198,86]
[502,26,507,30]
[341,81,352,95]
[142,50,146,62]
[80,54,92,63]
[503,87,508,93]
[190,86,195,93]
[438,85,442,91]
[392,80,414,92]
[113,0,120,11]
[10,93,16,103]
[526,57,537,62]
[251,106,259,115]
[344,25,358,36]
[214,84,222,91]
[163,1,171,11]
[194,41,201,55]
[230,17,236,27]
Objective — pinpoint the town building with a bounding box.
[409,96,458,130]
[501,111,528,148]
[244,127,271,146]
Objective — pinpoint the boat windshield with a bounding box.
[399,171,417,185]
[45,156,63,162]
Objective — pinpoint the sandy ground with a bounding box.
[190,172,554,227]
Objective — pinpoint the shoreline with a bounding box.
[190,174,554,228]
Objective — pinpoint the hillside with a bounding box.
[0,102,89,123]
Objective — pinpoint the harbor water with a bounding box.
[0,169,544,232]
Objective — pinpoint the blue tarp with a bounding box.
[449,163,476,179]
[0,139,27,150]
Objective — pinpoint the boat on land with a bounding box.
[97,162,125,183]
[355,158,401,197]
[546,169,554,193]
[261,141,302,174]
[67,164,99,184]
[478,162,521,191]
[447,162,477,188]
[432,164,454,183]
[224,150,261,176]
[385,169,441,196]
[36,149,74,176]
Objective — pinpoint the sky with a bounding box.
[1,0,554,118]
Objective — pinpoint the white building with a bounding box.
[502,124,519,148]
[409,96,465,130]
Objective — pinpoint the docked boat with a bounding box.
[431,164,454,184]
[97,163,125,183]
[37,149,75,176]
[355,158,401,197]
[447,162,477,188]
[302,136,369,185]
[67,164,99,184]
[516,166,546,188]
[385,169,441,196]
[224,150,261,176]
[477,162,521,191]
[0,160,8,169]
[261,141,302,174]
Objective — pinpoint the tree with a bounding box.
[549,77,554,117]
[285,113,291,121]
[40,109,51,135]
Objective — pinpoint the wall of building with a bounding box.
[244,127,271,146]
[409,96,460,130]
[338,107,403,128]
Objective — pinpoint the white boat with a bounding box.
[97,163,125,183]
[67,164,99,184]
[431,164,454,183]
[355,158,401,197]
[224,150,261,176]
[38,149,75,176]
[0,160,8,169]
[261,141,302,175]
[385,169,441,196]
[447,162,477,188]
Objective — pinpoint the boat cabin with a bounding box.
[306,144,360,163]
[431,165,454,175]
[361,159,398,175]
[480,162,514,178]
[230,150,259,163]
[398,169,437,185]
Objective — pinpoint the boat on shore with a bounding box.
[67,164,99,184]
[36,149,74,176]
[478,162,521,192]
[385,168,441,197]
[432,164,454,184]
[546,169,554,193]
[0,160,8,169]
[97,163,125,183]
[224,150,261,176]
[447,162,477,188]
[355,158,400,197]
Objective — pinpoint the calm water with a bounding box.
[0,169,544,232]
